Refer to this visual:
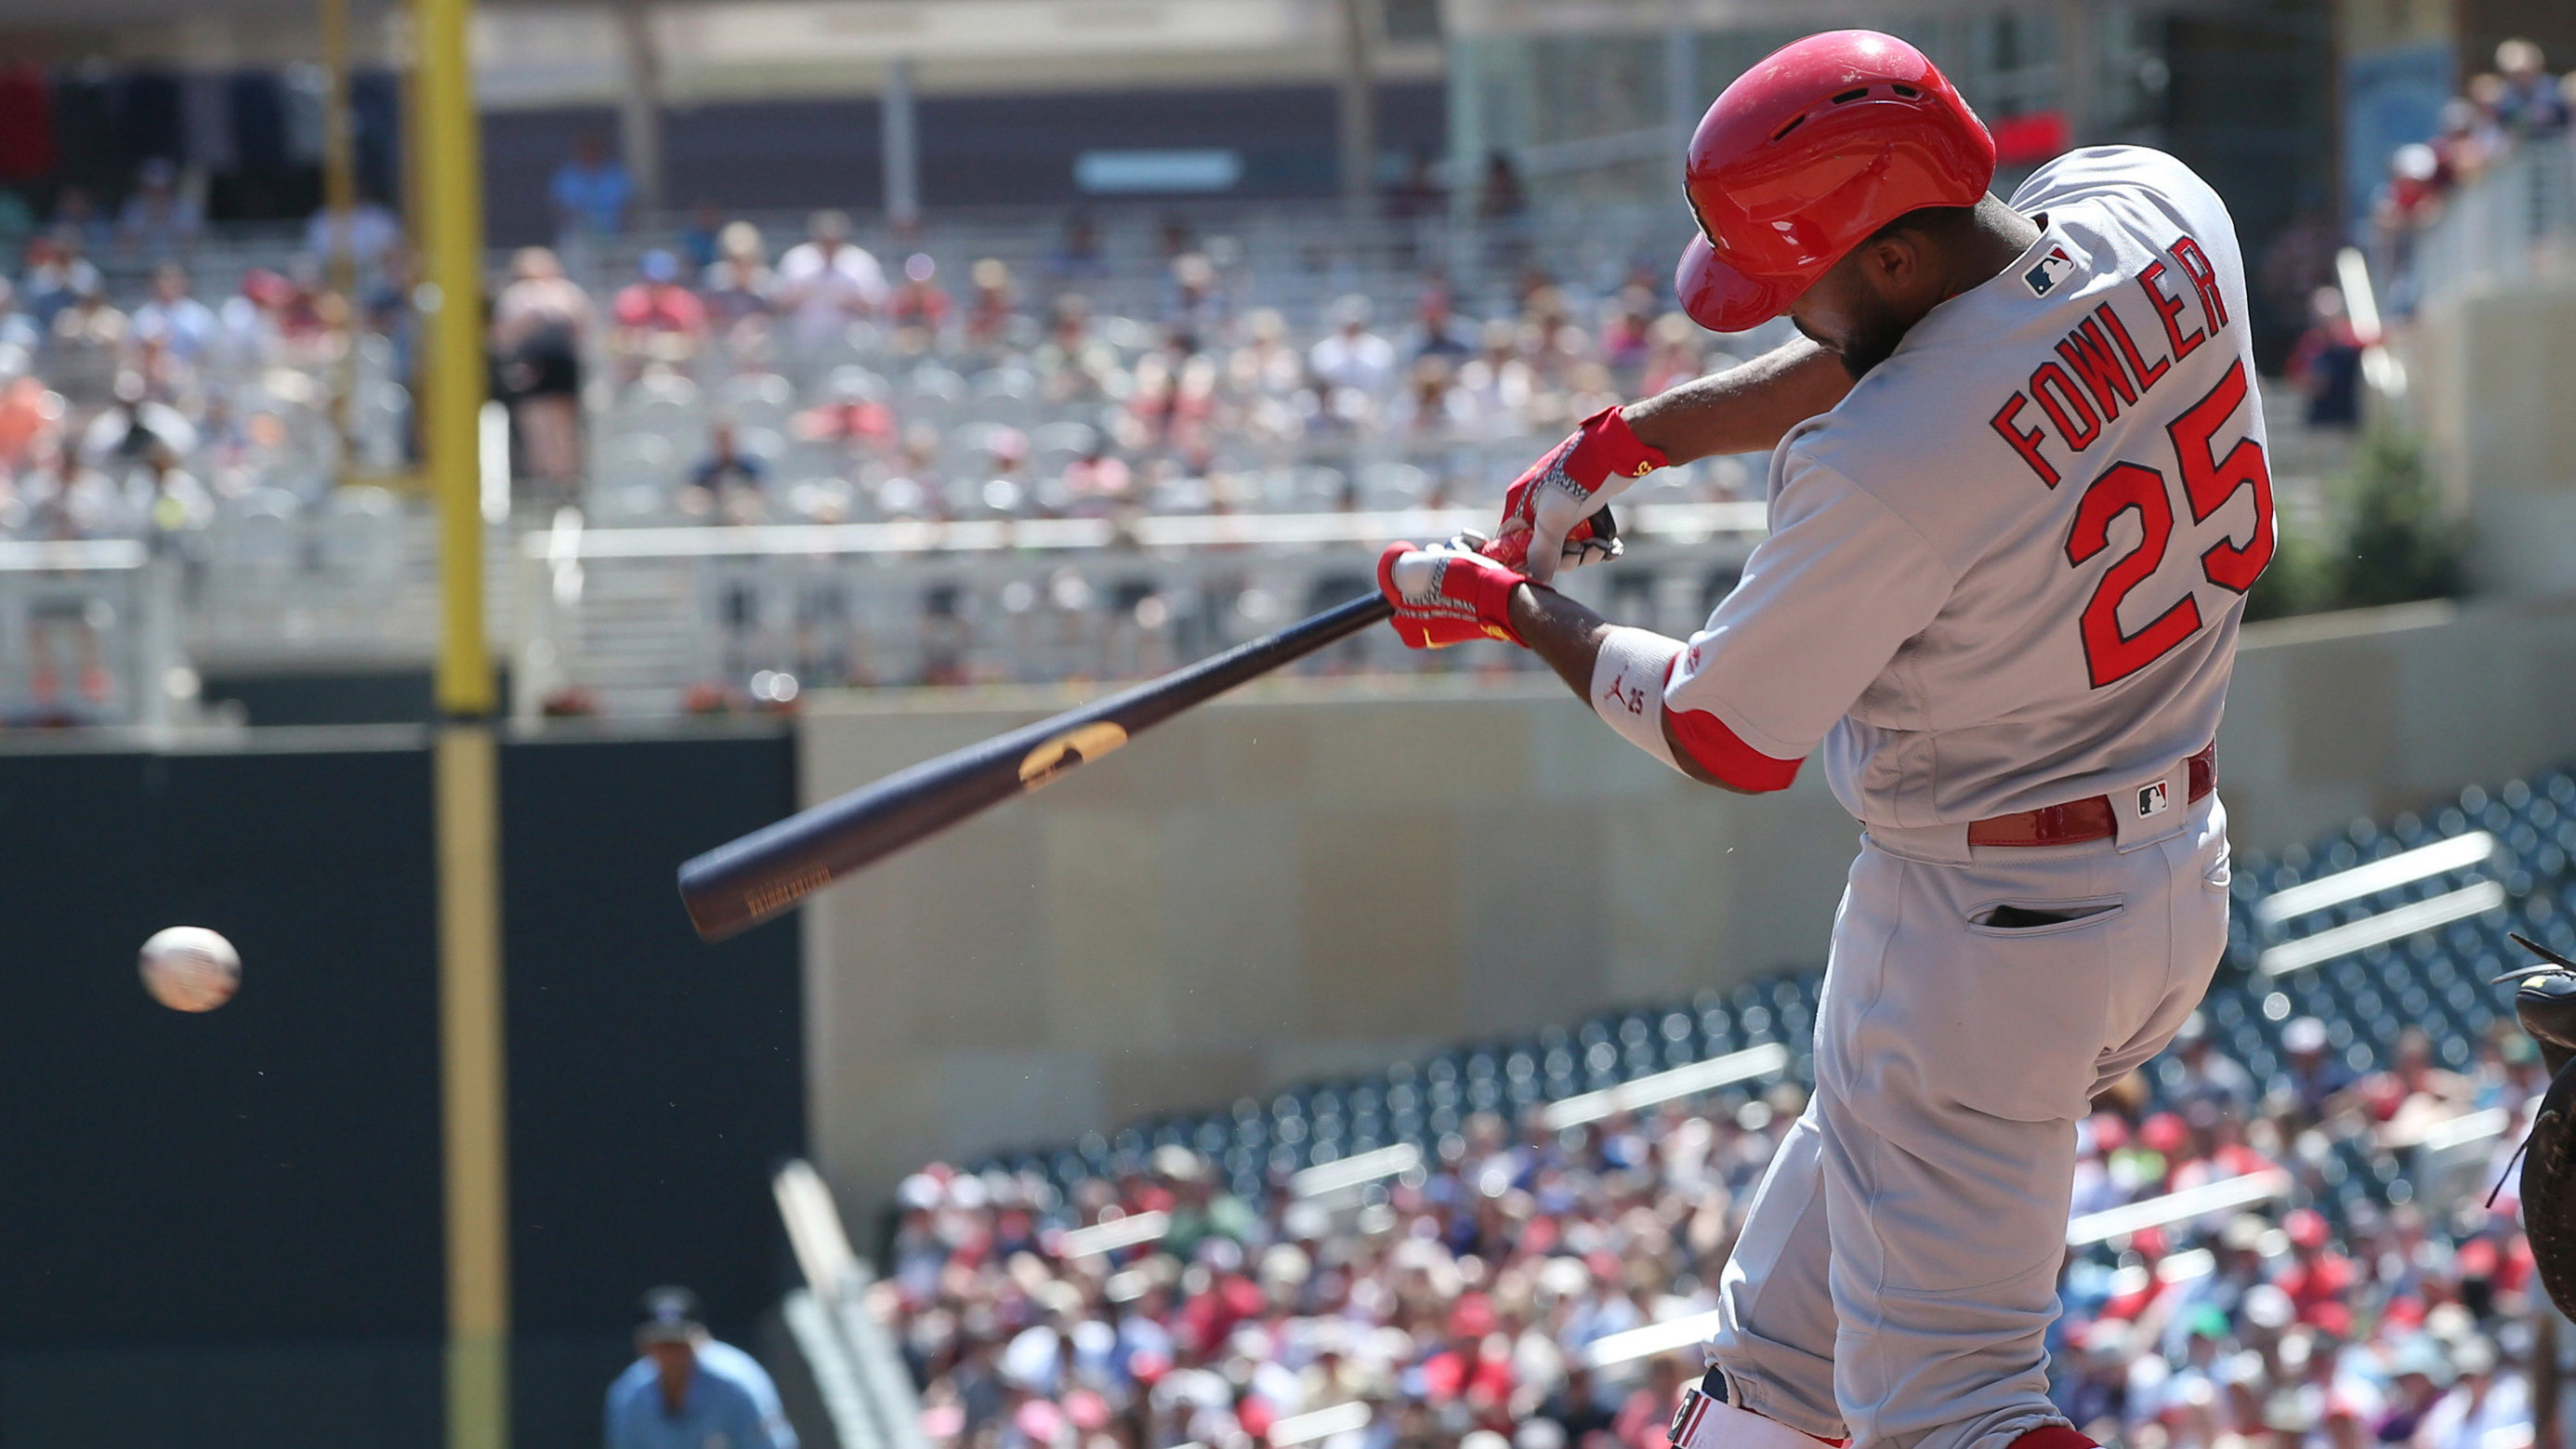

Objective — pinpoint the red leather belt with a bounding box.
[1966,742,2217,848]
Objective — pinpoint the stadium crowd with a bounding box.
[511,204,1751,525]
[2372,37,2571,250]
[875,1011,2552,1449]
[0,185,1752,538]
[0,33,2563,543]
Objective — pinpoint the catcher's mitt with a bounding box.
[2506,931,2576,1316]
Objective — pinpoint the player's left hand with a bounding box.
[1377,534,1529,649]
[1497,404,1664,584]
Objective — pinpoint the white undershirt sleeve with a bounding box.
[1589,626,1685,772]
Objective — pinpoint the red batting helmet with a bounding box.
[1676,30,1996,333]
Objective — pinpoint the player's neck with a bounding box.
[1945,195,2046,300]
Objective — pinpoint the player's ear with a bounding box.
[1859,232,1923,295]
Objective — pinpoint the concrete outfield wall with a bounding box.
[2220,598,2576,847]
[2411,283,2576,598]
[803,596,2576,1211]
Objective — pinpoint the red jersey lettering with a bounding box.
[2030,361,2103,451]
[2139,260,2203,361]
[1991,393,2060,486]
[2169,234,2228,333]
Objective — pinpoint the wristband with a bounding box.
[1590,626,1683,772]
[1583,404,1669,481]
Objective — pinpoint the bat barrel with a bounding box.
[680,592,1394,941]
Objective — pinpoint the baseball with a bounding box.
[138,927,242,1013]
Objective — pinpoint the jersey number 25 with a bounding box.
[2063,358,2275,689]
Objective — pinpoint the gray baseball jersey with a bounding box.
[1663,145,2269,825]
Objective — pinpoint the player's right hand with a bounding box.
[1497,404,1666,585]
[1377,536,1528,649]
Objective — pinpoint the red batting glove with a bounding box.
[1498,404,1666,584]
[1377,537,1530,649]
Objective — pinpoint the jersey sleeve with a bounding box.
[1662,458,1957,790]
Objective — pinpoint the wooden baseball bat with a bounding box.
[677,591,1393,941]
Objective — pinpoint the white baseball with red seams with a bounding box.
[1649,146,2256,1449]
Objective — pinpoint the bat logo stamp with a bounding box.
[1019,721,1132,789]
[742,865,832,919]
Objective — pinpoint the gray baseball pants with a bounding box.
[1706,794,2232,1449]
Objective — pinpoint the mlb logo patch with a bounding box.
[2023,246,2075,296]
[2136,780,2171,818]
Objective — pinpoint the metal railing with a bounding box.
[773,1160,929,1449]
[0,541,179,728]
[514,502,1766,716]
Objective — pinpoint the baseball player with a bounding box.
[1378,30,2268,1449]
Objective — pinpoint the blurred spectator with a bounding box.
[2275,1017,2353,1122]
[1397,354,1469,439]
[0,276,36,358]
[677,199,726,272]
[305,191,404,279]
[2430,99,2498,189]
[1410,282,1472,362]
[50,187,106,251]
[2353,1027,2474,1143]
[492,246,593,494]
[2274,1209,2357,1328]
[81,372,197,473]
[701,221,778,331]
[550,132,633,244]
[1386,150,1446,222]
[2286,286,2362,428]
[890,254,953,340]
[44,275,127,406]
[685,418,768,524]
[222,268,296,365]
[2491,40,2568,139]
[1478,151,1527,219]
[1457,319,1534,439]
[2166,1014,2259,1118]
[1309,296,1396,426]
[0,370,55,477]
[114,158,200,258]
[610,250,711,381]
[20,231,101,329]
[1163,252,1222,345]
[1046,210,1108,281]
[1599,286,1658,382]
[1228,309,1302,398]
[605,1287,795,1449]
[2414,1335,2526,1449]
[130,264,217,369]
[790,371,895,455]
[965,258,1018,349]
[2375,143,2446,239]
[776,209,888,347]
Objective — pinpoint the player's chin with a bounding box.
[1833,329,1906,381]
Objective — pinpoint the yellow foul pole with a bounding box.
[414,0,508,1440]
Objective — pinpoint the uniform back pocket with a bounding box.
[1966,897,2126,935]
